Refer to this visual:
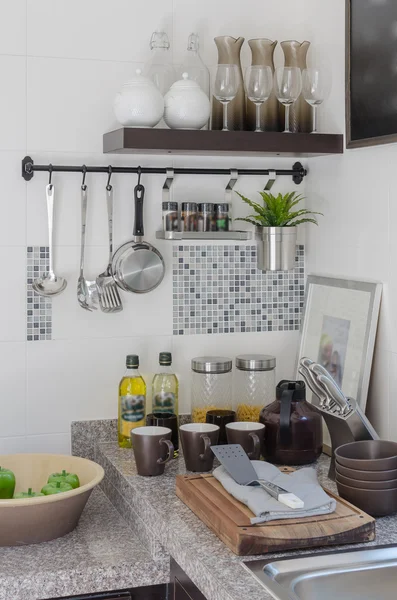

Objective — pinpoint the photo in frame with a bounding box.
[297,275,382,413]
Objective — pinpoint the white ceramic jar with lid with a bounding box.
[234,354,276,422]
[164,73,210,130]
[113,68,164,128]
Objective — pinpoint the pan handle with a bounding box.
[134,183,145,239]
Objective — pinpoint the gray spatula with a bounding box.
[211,444,304,509]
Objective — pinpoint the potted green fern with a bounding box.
[236,191,321,271]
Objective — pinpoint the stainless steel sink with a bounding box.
[243,545,397,600]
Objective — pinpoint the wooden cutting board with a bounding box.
[176,473,375,556]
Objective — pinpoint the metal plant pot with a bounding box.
[255,226,297,271]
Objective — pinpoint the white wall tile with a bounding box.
[0,0,26,56]
[26,336,172,435]
[0,437,26,455]
[25,433,71,455]
[0,152,26,246]
[0,247,26,342]
[27,57,134,153]
[50,244,173,340]
[172,0,309,69]
[0,342,26,437]
[367,346,390,440]
[0,56,26,150]
[172,331,299,413]
[27,0,172,63]
[389,353,397,441]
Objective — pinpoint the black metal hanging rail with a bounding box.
[21,156,307,185]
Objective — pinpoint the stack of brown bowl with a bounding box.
[335,440,397,517]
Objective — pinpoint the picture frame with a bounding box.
[296,275,382,412]
[346,0,397,149]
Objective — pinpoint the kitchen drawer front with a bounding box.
[171,559,206,600]
[58,583,168,600]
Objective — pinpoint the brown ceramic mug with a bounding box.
[180,423,220,472]
[131,426,174,477]
[226,422,265,459]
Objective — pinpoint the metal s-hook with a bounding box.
[225,169,238,221]
[81,165,87,189]
[48,164,53,187]
[137,166,142,187]
[106,165,112,191]
[264,170,277,192]
[162,168,174,204]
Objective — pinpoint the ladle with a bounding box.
[32,183,67,297]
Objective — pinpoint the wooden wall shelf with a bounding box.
[103,128,344,157]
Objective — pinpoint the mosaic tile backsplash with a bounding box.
[173,244,304,336]
[27,247,52,341]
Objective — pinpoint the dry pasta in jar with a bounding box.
[233,355,276,421]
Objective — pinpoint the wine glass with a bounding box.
[245,66,273,132]
[302,68,331,133]
[274,67,302,133]
[214,64,239,131]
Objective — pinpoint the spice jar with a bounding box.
[191,356,232,423]
[198,203,216,232]
[234,355,276,422]
[181,202,198,232]
[215,203,230,231]
[162,201,179,232]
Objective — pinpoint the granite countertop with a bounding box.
[90,435,397,600]
[0,489,169,600]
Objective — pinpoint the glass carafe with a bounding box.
[144,31,175,95]
[178,33,210,98]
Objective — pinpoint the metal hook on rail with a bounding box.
[225,169,238,210]
[162,168,175,205]
[48,164,53,187]
[264,170,277,192]
[81,165,87,189]
[137,166,142,187]
[106,165,112,190]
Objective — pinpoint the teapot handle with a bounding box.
[279,388,294,447]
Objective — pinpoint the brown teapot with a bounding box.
[259,380,323,465]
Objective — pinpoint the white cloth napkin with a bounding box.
[213,461,336,524]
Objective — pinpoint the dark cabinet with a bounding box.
[171,559,207,600]
[59,584,168,600]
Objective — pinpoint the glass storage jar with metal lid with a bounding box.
[234,354,276,422]
[191,356,233,423]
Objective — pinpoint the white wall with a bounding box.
[0,0,312,455]
[304,0,395,440]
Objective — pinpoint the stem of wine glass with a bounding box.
[312,105,317,133]
[222,102,228,131]
[284,104,291,133]
[255,103,262,132]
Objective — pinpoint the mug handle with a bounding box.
[157,438,174,464]
[199,434,212,460]
[247,432,260,460]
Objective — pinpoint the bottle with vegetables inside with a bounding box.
[118,354,146,448]
[152,352,179,417]
[152,352,179,456]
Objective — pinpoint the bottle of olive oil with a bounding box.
[152,352,179,418]
[118,355,146,448]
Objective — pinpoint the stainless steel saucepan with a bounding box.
[112,182,165,293]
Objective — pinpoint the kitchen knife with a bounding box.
[316,373,351,415]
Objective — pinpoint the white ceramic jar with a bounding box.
[113,69,164,128]
[164,73,210,129]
